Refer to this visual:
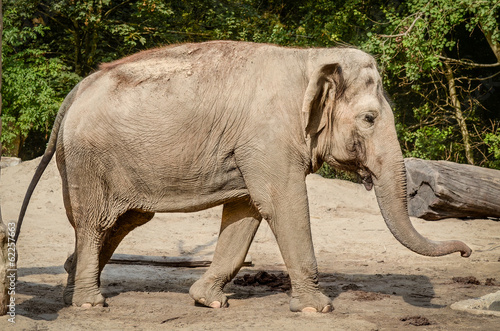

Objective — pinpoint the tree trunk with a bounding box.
[481,25,500,63]
[444,61,475,165]
[405,158,500,220]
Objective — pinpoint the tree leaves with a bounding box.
[1,0,499,167]
[362,0,500,166]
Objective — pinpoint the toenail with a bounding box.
[321,305,333,313]
[209,301,222,308]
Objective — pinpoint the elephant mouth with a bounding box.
[326,158,374,191]
[358,168,374,191]
[362,175,373,191]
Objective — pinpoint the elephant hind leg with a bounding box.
[63,226,108,307]
[64,209,155,304]
[190,198,261,308]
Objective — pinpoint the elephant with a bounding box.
[15,40,471,313]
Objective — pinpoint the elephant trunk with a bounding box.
[372,150,471,257]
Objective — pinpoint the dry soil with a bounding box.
[1,157,499,330]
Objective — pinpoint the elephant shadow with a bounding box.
[14,265,67,321]
[223,271,443,309]
[317,272,445,309]
[15,264,442,321]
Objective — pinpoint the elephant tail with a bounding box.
[14,83,81,242]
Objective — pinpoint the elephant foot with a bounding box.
[289,292,333,313]
[64,285,106,307]
[72,292,106,308]
[189,277,228,308]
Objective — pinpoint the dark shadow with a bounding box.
[14,263,444,321]
[15,281,65,321]
[318,272,445,309]
[224,271,443,308]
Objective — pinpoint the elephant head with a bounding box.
[302,52,471,258]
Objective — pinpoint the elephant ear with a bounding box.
[301,63,343,139]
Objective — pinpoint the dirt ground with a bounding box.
[1,157,499,330]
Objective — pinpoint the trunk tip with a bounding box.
[460,246,472,258]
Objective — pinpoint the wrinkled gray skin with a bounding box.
[17,41,471,313]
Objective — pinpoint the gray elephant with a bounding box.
[16,41,471,313]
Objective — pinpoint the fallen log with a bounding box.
[108,253,252,268]
[405,158,500,220]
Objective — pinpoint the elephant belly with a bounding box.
[151,166,250,213]
[103,151,251,214]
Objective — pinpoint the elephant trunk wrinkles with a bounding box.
[372,152,471,257]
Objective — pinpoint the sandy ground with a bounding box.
[0,157,499,330]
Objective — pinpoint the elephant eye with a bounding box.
[363,113,375,125]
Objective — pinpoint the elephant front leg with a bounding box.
[267,199,332,313]
[190,198,261,308]
[241,167,332,313]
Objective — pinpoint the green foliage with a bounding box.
[483,130,500,169]
[38,0,176,74]
[1,51,80,149]
[400,125,453,160]
[362,0,500,166]
[1,3,81,156]
[396,103,453,160]
[364,0,499,80]
[1,0,499,169]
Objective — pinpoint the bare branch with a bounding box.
[378,12,424,38]
[163,30,210,36]
[104,0,135,19]
[438,55,500,68]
